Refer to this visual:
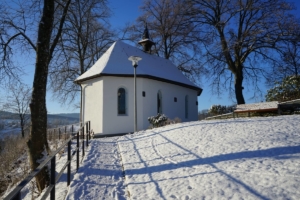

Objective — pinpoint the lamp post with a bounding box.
[128,56,142,132]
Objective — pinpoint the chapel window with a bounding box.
[118,88,126,115]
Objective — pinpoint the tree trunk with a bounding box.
[234,68,245,105]
[27,0,54,192]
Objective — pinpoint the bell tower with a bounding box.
[138,24,155,53]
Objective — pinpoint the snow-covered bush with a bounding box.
[266,75,300,102]
[148,113,168,128]
[165,117,181,125]
[208,104,235,115]
[174,117,181,123]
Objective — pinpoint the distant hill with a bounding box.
[0,111,20,120]
[47,113,80,127]
[51,113,80,119]
[0,111,80,123]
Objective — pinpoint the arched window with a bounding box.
[185,95,189,119]
[157,90,162,114]
[118,88,126,115]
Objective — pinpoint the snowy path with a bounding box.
[65,137,126,200]
[65,115,300,200]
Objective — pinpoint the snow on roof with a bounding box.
[236,101,279,111]
[279,98,300,104]
[75,40,201,92]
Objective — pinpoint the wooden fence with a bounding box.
[4,121,91,200]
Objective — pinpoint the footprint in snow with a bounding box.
[182,195,190,200]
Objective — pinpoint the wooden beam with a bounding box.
[234,108,278,113]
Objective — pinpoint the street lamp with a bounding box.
[128,56,142,132]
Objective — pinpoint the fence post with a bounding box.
[59,128,61,140]
[67,140,71,186]
[86,122,89,147]
[65,126,67,140]
[88,121,91,140]
[77,131,79,171]
[82,126,85,157]
[71,125,73,138]
[86,132,88,146]
[278,105,281,115]
[50,156,56,200]
[82,126,84,139]
[88,121,90,140]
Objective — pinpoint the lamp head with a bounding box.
[128,56,142,67]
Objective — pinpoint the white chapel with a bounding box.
[75,29,202,136]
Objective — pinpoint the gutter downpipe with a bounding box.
[74,80,83,127]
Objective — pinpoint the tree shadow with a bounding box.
[66,139,126,200]
[121,131,300,200]
[121,134,167,199]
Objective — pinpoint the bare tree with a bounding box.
[30,0,71,192]
[0,1,27,84]
[2,83,31,137]
[0,0,72,192]
[122,0,206,82]
[49,0,115,107]
[189,0,298,104]
[268,35,300,84]
[281,40,300,76]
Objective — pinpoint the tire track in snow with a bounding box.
[116,140,131,200]
[151,136,178,164]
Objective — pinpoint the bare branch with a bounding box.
[49,0,72,61]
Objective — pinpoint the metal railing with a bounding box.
[4,121,91,200]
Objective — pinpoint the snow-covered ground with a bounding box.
[65,137,126,200]
[0,128,21,139]
[65,115,300,199]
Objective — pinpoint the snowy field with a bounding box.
[0,119,22,139]
[0,128,21,139]
[66,115,300,200]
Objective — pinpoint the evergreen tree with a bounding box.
[266,75,300,102]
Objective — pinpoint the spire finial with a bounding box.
[142,23,150,39]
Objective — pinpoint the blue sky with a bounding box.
[2,0,300,114]
[8,0,143,114]
[8,0,145,114]
[107,0,300,113]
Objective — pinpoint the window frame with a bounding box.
[117,87,127,115]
